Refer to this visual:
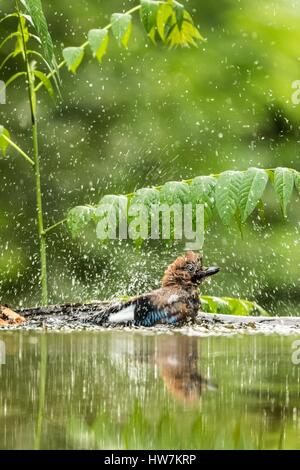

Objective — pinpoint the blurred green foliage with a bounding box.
[0,0,300,313]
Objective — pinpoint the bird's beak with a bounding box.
[203,266,220,277]
[194,266,220,282]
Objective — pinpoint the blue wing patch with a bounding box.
[163,314,181,324]
[135,308,168,327]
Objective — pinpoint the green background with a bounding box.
[0,0,299,313]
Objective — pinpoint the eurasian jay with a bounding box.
[92,251,220,327]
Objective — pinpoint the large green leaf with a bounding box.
[129,188,160,223]
[96,194,128,221]
[33,70,54,97]
[63,47,84,73]
[88,29,109,63]
[97,194,128,209]
[140,0,159,37]
[157,3,203,47]
[95,195,128,240]
[167,10,203,47]
[215,171,243,225]
[130,187,160,207]
[21,0,58,77]
[238,168,268,223]
[160,181,190,204]
[0,125,10,157]
[67,206,94,238]
[273,167,295,218]
[129,189,159,244]
[156,2,174,41]
[200,296,269,316]
[173,1,185,30]
[111,13,132,48]
[190,176,216,226]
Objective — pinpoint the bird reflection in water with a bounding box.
[155,336,217,403]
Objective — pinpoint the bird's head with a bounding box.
[162,251,220,288]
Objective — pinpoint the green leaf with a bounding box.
[33,70,54,97]
[200,296,269,316]
[88,29,109,63]
[273,167,295,218]
[130,187,160,207]
[294,171,300,195]
[95,195,128,240]
[97,194,128,209]
[200,296,231,315]
[157,2,174,41]
[173,1,185,30]
[190,176,216,226]
[63,47,84,73]
[215,171,243,225]
[129,188,160,221]
[95,194,128,220]
[67,206,94,238]
[238,168,269,223]
[0,125,10,157]
[140,0,159,35]
[160,181,190,204]
[111,13,132,49]
[166,10,204,47]
[21,0,59,79]
[157,3,203,47]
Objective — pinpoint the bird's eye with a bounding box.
[186,264,195,273]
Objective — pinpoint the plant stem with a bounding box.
[33,117,48,304]
[18,5,48,304]
[34,3,143,93]
[2,134,35,166]
[44,217,67,235]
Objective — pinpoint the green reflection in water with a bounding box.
[0,331,300,450]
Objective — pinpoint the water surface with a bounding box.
[0,331,300,450]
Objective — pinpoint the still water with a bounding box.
[0,331,300,450]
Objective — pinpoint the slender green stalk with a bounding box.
[34,3,143,93]
[2,134,35,166]
[44,217,67,235]
[18,5,48,304]
[32,117,48,304]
